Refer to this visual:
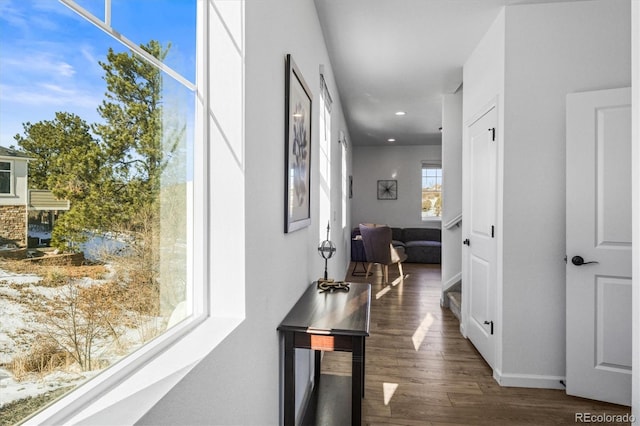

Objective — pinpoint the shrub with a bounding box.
[9,338,68,380]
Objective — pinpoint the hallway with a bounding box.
[316,263,632,425]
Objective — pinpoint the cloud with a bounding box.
[0,83,102,109]
[0,1,28,30]
[2,53,76,78]
[81,46,98,65]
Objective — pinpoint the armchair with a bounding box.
[359,223,408,284]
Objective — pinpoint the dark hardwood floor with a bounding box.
[316,262,632,425]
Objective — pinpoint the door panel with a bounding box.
[597,107,632,246]
[470,256,490,332]
[566,87,631,406]
[463,105,497,368]
[595,277,632,371]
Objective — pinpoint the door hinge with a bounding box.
[484,320,494,335]
[463,238,470,246]
[489,127,496,141]
[491,225,495,238]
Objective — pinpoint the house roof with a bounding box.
[0,146,32,160]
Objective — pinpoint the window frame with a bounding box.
[0,159,14,195]
[26,1,245,424]
[421,162,442,222]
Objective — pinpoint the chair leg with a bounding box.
[383,265,389,284]
[366,263,373,277]
[397,262,404,279]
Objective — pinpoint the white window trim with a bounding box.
[0,159,14,196]
[421,161,442,223]
[26,1,245,424]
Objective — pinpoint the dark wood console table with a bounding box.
[278,282,371,425]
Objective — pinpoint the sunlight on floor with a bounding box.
[376,286,391,299]
[411,312,434,351]
[383,382,399,405]
[375,274,408,299]
[391,274,408,286]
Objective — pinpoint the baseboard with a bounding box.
[440,294,449,308]
[296,375,315,426]
[442,272,462,292]
[493,369,566,390]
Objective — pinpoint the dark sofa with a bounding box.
[351,226,441,264]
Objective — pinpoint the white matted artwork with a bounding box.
[284,54,312,233]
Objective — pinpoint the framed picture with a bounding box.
[377,179,398,200]
[284,54,313,233]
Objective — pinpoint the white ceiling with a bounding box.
[314,0,586,146]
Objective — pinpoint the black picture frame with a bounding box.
[377,179,398,200]
[284,54,313,233]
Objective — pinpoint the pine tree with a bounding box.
[14,40,177,252]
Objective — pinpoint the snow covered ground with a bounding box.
[0,267,95,407]
[0,231,166,417]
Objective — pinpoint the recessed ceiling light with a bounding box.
[387,138,396,142]
[395,111,406,116]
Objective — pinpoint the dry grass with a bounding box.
[0,259,107,285]
[8,339,69,381]
[0,385,74,426]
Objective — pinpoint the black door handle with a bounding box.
[571,255,599,266]
[463,239,470,246]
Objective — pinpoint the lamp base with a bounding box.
[317,278,334,287]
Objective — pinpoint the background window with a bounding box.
[0,161,11,193]
[422,164,442,219]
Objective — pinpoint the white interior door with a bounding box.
[463,105,497,368]
[566,87,632,406]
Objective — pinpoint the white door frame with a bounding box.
[631,0,639,418]
[461,97,502,375]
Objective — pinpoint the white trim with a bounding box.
[493,369,565,390]
[0,159,14,196]
[26,316,242,425]
[60,0,196,91]
[23,1,246,423]
[443,213,462,230]
[443,271,462,292]
[296,374,315,426]
[631,0,639,418]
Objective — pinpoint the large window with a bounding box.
[0,1,197,423]
[318,74,332,237]
[0,161,11,194]
[421,163,442,219]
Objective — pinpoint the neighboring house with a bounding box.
[28,189,70,228]
[0,147,69,248]
[0,146,31,247]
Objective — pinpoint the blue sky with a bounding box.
[0,0,195,148]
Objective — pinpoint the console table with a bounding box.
[278,282,371,425]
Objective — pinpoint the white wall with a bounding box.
[138,0,351,424]
[462,0,631,388]
[500,0,630,383]
[351,144,441,229]
[501,0,631,381]
[441,92,463,292]
[632,0,639,418]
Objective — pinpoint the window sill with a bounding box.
[421,217,442,224]
[27,315,244,425]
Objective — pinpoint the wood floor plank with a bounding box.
[314,262,632,425]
